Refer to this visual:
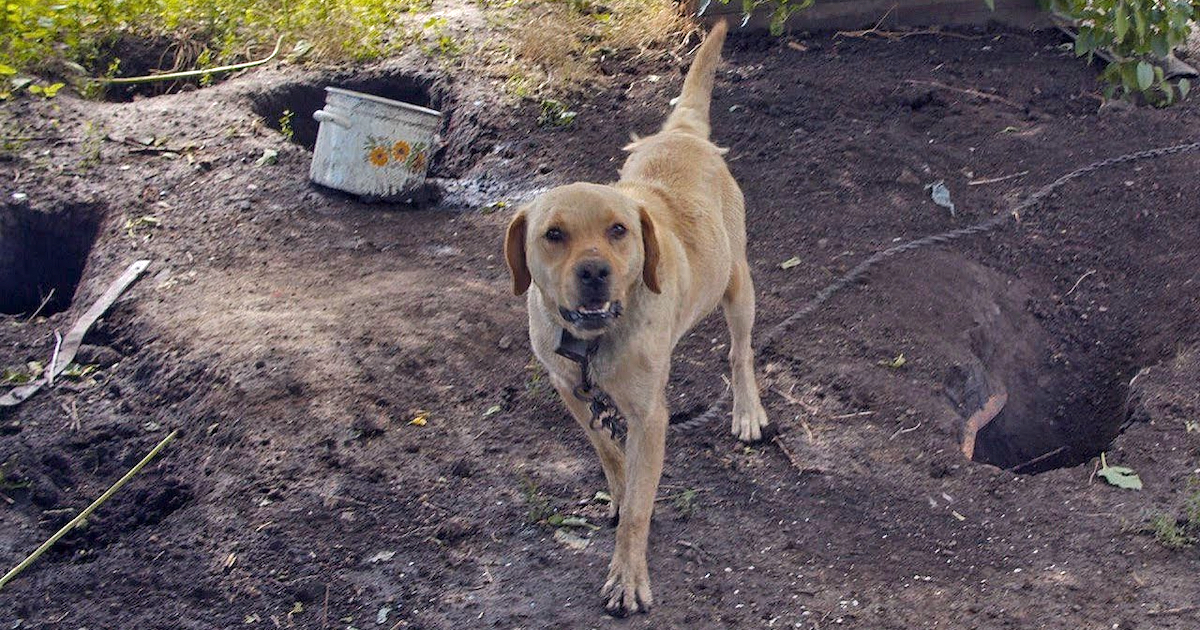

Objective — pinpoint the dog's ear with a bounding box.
[504,210,531,295]
[638,206,662,294]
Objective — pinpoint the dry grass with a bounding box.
[3,0,694,100]
[495,1,697,98]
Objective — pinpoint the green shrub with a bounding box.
[1046,0,1198,104]
[706,0,813,35]
[0,0,431,77]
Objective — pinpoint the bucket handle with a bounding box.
[313,109,351,129]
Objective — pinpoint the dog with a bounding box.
[503,19,768,616]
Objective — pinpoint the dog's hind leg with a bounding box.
[554,380,627,522]
[722,260,770,442]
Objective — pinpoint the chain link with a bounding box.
[669,140,1200,434]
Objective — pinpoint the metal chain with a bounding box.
[669,140,1200,434]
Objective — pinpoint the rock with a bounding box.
[1098,99,1133,115]
[498,335,513,350]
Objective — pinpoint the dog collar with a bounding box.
[554,329,626,441]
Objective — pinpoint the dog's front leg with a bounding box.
[552,378,627,522]
[601,391,667,616]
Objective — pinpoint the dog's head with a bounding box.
[504,183,661,334]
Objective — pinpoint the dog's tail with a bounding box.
[662,19,728,139]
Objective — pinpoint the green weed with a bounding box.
[521,475,554,524]
[711,0,813,36]
[79,120,105,170]
[1144,476,1200,550]
[0,460,30,492]
[537,99,577,127]
[420,16,463,59]
[1148,512,1194,550]
[524,360,554,400]
[278,109,295,142]
[672,488,698,518]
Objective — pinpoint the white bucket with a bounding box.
[309,87,442,200]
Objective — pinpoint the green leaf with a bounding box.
[1151,34,1170,58]
[779,256,802,270]
[482,404,502,417]
[1115,4,1128,42]
[1119,62,1138,91]
[1136,61,1154,91]
[1074,28,1092,56]
[1179,78,1191,99]
[43,82,64,97]
[253,148,278,166]
[984,0,995,10]
[59,363,97,379]
[1098,465,1143,489]
[1,368,33,385]
[0,64,15,75]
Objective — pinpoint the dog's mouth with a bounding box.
[559,301,623,330]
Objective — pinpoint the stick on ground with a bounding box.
[0,429,179,591]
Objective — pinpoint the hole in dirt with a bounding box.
[958,362,1133,474]
[95,34,238,102]
[249,74,442,154]
[0,202,104,316]
[952,314,1135,475]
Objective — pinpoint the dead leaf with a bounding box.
[878,354,907,369]
[553,528,590,551]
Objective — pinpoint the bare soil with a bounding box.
[2,25,1199,629]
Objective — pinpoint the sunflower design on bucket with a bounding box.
[367,146,389,166]
[392,140,412,162]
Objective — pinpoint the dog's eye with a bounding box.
[545,227,565,242]
[609,223,627,239]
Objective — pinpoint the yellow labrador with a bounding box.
[503,20,768,615]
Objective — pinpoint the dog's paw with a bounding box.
[601,559,652,616]
[731,403,770,443]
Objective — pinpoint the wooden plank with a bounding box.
[687,0,1045,30]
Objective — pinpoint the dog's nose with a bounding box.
[576,259,611,293]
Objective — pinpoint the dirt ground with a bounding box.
[2,23,1200,629]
